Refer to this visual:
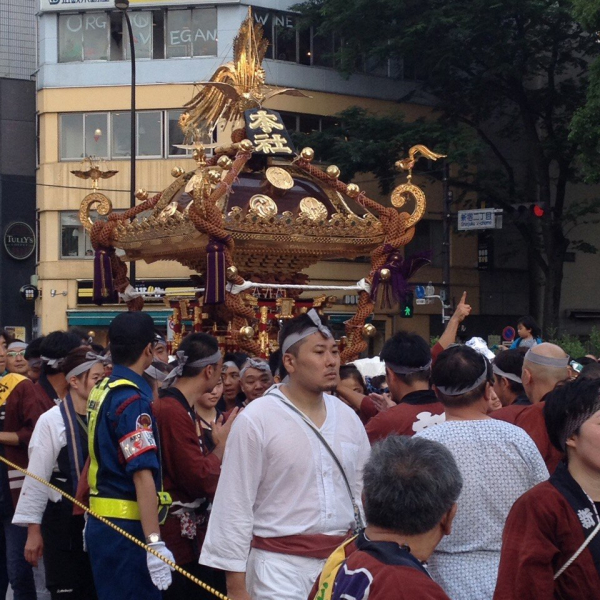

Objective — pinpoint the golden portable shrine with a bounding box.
[77,10,444,362]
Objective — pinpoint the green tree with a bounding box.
[295,0,600,328]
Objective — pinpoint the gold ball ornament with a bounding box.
[326,165,341,179]
[217,155,233,170]
[135,188,148,201]
[87,330,96,339]
[300,147,315,162]
[239,139,254,152]
[379,268,391,282]
[171,167,185,178]
[362,323,377,338]
[346,183,360,198]
[239,325,255,340]
[226,265,239,281]
[207,169,222,185]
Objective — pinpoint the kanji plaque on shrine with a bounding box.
[244,108,296,156]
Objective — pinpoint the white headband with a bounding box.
[492,364,522,384]
[524,349,569,368]
[386,360,432,376]
[7,341,27,352]
[65,352,105,381]
[240,358,271,378]
[436,355,490,396]
[145,363,169,383]
[163,349,222,386]
[41,356,64,369]
[280,309,332,355]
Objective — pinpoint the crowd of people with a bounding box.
[0,297,597,600]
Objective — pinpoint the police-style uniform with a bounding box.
[85,365,164,600]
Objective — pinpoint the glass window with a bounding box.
[59,14,85,62]
[60,114,84,160]
[168,110,189,156]
[60,212,94,259]
[298,26,311,66]
[126,12,154,60]
[192,8,217,57]
[137,111,162,157]
[299,114,321,134]
[279,112,298,132]
[273,12,297,62]
[167,9,193,58]
[84,113,109,158]
[111,112,131,158]
[110,11,125,60]
[312,31,334,67]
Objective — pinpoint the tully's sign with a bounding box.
[4,223,35,260]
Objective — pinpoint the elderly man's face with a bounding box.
[241,367,273,403]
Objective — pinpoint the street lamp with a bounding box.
[115,0,136,285]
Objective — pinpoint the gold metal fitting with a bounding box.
[135,189,149,201]
[239,139,254,152]
[226,265,239,281]
[300,147,315,162]
[239,325,255,340]
[171,167,185,178]
[362,323,377,338]
[346,183,360,198]
[326,165,340,179]
[207,169,222,185]
[379,268,391,282]
[217,155,233,170]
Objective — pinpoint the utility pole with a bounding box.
[442,162,452,305]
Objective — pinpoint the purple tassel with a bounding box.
[93,247,116,305]
[371,249,432,308]
[204,239,227,305]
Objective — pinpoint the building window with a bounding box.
[58,13,110,62]
[279,111,340,134]
[404,220,443,268]
[60,212,94,259]
[60,110,211,160]
[58,8,213,62]
[166,7,218,58]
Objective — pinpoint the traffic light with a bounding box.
[400,292,414,318]
[510,203,547,219]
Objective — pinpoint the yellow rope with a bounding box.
[0,455,232,600]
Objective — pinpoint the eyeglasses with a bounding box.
[7,351,25,358]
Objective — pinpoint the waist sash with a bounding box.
[251,533,350,559]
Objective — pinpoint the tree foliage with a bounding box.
[295,0,600,327]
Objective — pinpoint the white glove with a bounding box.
[146,541,175,590]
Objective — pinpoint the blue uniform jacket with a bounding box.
[92,365,160,500]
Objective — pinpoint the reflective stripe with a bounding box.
[7,470,22,479]
[87,377,140,496]
[89,497,141,521]
[9,480,23,490]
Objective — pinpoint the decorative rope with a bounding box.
[0,455,231,600]
[294,159,415,362]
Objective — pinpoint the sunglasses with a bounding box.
[7,351,25,358]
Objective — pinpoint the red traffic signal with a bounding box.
[533,204,544,217]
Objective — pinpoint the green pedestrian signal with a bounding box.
[401,292,414,318]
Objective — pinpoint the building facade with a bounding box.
[36,0,482,347]
[0,0,38,338]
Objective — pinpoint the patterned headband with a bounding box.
[163,349,222,387]
[280,309,332,355]
[436,355,490,396]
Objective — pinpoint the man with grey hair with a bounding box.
[239,358,273,404]
[493,342,569,472]
[311,436,462,600]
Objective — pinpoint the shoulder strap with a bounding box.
[278,397,365,532]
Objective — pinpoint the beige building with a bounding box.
[36,1,480,348]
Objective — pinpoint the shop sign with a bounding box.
[4,222,35,260]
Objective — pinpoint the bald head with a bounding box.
[522,343,569,403]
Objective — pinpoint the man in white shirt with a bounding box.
[200,310,370,600]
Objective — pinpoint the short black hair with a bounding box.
[90,343,105,355]
[40,331,83,375]
[380,331,431,385]
[268,349,288,380]
[223,352,248,370]
[109,312,155,366]
[0,329,13,345]
[579,362,600,380]
[433,345,493,407]
[278,312,330,357]
[574,357,597,367]
[177,333,220,378]
[364,436,463,535]
[24,336,45,361]
[517,315,541,339]
[339,364,366,394]
[545,377,600,452]
[69,326,92,344]
[493,350,525,394]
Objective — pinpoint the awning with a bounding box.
[66,309,172,327]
